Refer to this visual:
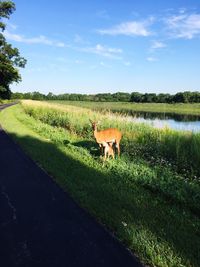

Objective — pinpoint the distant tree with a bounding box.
[84,94,94,101]
[23,92,32,99]
[0,1,27,99]
[95,93,111,101]
[189,91,200,103]
[130,92,143,102]
[112,92,130,102]
[156,93,172,103]
[46,92,55,100]
[11,92,24,99]
[31,91,45,100]
[181,91,193,103]
[8,90,200,103]
[141,93,157,103]
[69,94,81,101]
[173,92,185,103]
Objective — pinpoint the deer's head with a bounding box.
[90,120,99,131]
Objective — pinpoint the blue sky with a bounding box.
[3,0,200,94]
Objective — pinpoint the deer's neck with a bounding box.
[93,128,98,139]
[94,128,101,143]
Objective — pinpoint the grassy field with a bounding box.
[49,100,200,116]
[0,100,200,267]
[0,99,15,104]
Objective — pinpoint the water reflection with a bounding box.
[117,110,200,122]
[132,117,200,132]
[114,110,200,132]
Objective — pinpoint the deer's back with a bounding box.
[96,128,122,143]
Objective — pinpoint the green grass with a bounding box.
[49,100,200,116]
[22,100,200,179]
[0,103,200,267]
[0,99,15,104]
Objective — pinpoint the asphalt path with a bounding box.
[0,104,144,267]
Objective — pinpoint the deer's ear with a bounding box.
[89,119,93,123]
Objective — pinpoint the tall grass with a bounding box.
[1,103,200,267]
[0,99,14,104]
[22,100,200,178]
[20,100,200,214]
[50,100,200,116]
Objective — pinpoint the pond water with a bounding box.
[128,111,200,132]
[106,109,200,132]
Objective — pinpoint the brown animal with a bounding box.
[90,120,122,159]
[104,142,115,159]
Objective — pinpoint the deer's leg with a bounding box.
[115,142,120,156]
[99,144,103,156]
[104,143,109,160]
[100,141,109,160]
[108,142,115,159]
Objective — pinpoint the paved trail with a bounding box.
[0,104,143,267]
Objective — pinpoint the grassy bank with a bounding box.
[49,100,200,116]
[0,99,15,104]
[23,101,200,179]
[0,102,200,267]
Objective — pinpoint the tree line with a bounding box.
[0,1,26,99]
[1,2,200,104]
[11,91,200,103]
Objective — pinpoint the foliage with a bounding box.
[19,101,200,212]
[11,90,200,103]
[0,103,200,267]
[53,100,200,116]
[0,0,26,99]
[0,97,12,103]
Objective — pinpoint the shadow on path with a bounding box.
[0,103,199,267]
[0,126,143,267]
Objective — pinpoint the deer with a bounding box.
[104,142,115,159]
[90,120,122,160]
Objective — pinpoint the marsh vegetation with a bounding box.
[0,100,199,267]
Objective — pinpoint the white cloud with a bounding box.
[56,42,65,47]
[73,34,90,46]
[151,41,166,49]
[96,10,110,20]
[99,61,111,68]
[89,61,111,69]
[179,8,187,14]
[3,30,66,47]
[98,19,153,36]
[25,67,47,73]
[146,56,157,62]
[6,22,18,30]
[75,59,84,64]
[165,13,200,39]
[55,57,68,63]
[74,34,82,43]
[26,64,68,73]
[124,61,131,66]
[82,44,123,59]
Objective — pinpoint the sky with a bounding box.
[3,0,200,95]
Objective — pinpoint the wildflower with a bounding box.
[122,221,127,227]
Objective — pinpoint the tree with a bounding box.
[172,92,185,103]
[11,91,23,99]
[112,92,130,102]
[140,93,157,103]
[0,1,26,99]
[31,91,46,100]
[130,92,143,102]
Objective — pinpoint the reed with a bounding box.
[50,100,200,116]
[22,100,200,178]
[20,100,200,212]
[1,102,200,267]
